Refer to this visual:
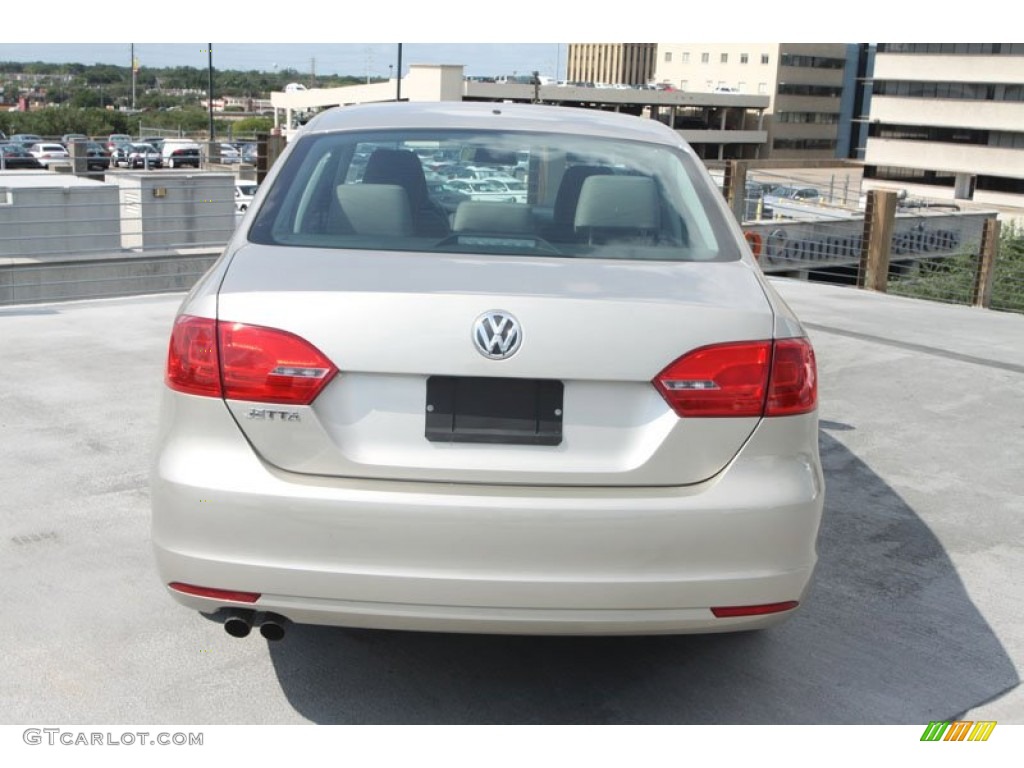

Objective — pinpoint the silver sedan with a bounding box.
[152,102,823,640]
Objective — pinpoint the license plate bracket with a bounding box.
[425,376,563,446]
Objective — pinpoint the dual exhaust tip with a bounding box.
[224,609,288,641]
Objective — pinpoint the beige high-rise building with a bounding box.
[864,43,1024,207]
[653,43,852,159]
[566,44,657,86]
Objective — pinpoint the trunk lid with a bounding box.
[217,244,775,486]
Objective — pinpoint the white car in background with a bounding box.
[443,177,527,203]
[219,144,242,164]
[235,181,258,212]
[152,101,822,641]
[28,143,70,168]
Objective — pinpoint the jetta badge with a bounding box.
[473,311,522,360]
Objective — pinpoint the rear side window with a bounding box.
[249,128,736,263]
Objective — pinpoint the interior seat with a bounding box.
[361,149,450,237]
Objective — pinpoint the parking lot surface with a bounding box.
[0,280,1020,724]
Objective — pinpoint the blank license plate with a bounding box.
[425,376,563,446]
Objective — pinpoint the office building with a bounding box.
[653,43,855,159]
[864,43,1024,207]
[565,44,657,86]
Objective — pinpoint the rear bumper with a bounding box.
[151,393,824,635]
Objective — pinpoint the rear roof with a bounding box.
[300,101,684,147]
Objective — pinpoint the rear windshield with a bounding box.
[249,128,737,262]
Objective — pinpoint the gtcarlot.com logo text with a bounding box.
[23,729,203,747]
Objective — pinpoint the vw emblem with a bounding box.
[473,311,522,360]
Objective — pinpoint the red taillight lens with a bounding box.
[765,338,817,417]
[165,315,338,405]
[168,582,260,603]
[653,338,817,418]
[711,601,799,618]
[218,321,337,405]
[166,315,221,397]
[653,341,772,417]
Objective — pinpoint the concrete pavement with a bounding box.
[0,280,1020,723]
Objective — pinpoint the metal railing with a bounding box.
[718,161,1020,314]
[4,158,1022,313]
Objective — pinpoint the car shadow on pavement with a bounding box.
[266,431,1019,724]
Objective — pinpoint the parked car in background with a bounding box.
[0,143,43,169]
[218,143,242,164]
[761,186,821,218]
[120,143,163,169]
[234,180,258,212]
[425,177,471,214]
[152,101,823,641]
[161,141,202,169]
[28,143,70,168]
[443,177,528,203]
[770,186,821,201]
[479,176,528,202]
[109,144,130,166]
[11,133,43,149]
[106,134,133,152]
[140,137,166,152]
[77,140,112,171]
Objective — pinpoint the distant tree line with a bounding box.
[0,58,365,138]
[1,58,376,105]
[0,107,275,140]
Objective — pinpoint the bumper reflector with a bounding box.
[711,600,799,618]
[168,582,260,604]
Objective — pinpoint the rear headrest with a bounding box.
[552,165,613,228]
[573,176,660,231]
[362,148,429,208]
[453,202,532,233]
[335,184,413,236]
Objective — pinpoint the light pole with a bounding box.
[396,44,403,101]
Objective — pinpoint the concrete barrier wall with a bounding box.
[0,178,120,258]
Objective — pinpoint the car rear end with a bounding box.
[164,145,201,169]
[30,143,70,168]
[152,103,823,638]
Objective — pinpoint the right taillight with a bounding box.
[165,315,338,406]
[653,337,816,418]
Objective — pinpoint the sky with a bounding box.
[1,1,995,78]
[0,44,567,81]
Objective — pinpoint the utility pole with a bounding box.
[310,57,316,88]
[130,43,136,111]
[207,44,214,143]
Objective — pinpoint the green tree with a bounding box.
[231,117,273,134]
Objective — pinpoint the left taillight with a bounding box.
[166,315,221,397]
[165,315,338,405]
